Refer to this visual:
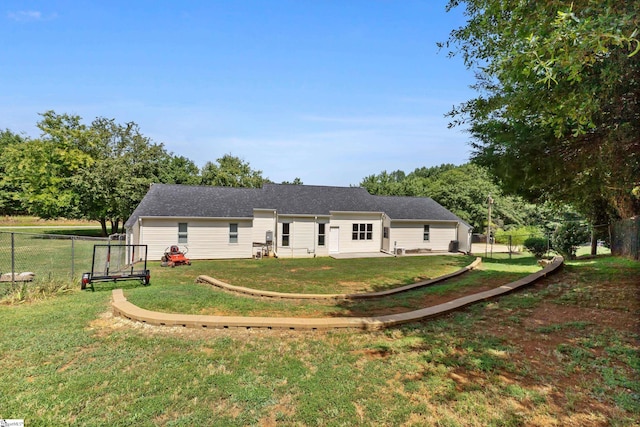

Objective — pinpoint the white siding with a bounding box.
[127,221,140,246]
[277,217,317,258]
[329,212,382,254]
[139,218,253,260]
[390,222,457,252]
[252,210,276,245]
[189,220,253,259]
[457,222,473,253]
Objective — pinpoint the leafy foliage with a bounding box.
[200,154,266,188]
[0,111,301,233]
[360,163,541,231]
[0,129,28,215]
[3,113,93,218]
[523,237,549,258]
[1,112,205,234]
[552,222,591,259]
[443,0,640,221]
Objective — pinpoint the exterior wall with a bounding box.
[277,216,317,258]
[126,220,140,246]
[189,220,253,259]
[252,210,276,256]
[132,212,467,259]
[139,218,253,260]
[328,212,383,254]
[390,221,457,252]
[457,222,473,253]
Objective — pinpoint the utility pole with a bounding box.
[485,195,494,258]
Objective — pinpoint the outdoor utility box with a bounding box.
[266,230,273,244]
[449,240,459,252]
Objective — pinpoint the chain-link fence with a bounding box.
[0,231,122,296]
[611,217,640,260]
[472,232,550,257]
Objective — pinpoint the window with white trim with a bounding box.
[229,223,238,243]
[424,225,430,241]
[352,223,373,240]
[318,223,326,246]
[178,223,188,243]
[282,223,290,247]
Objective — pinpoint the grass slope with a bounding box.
[0,255,638,426]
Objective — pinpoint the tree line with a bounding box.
[0,110,548,237]
[0,111,294,235]
[442,0,640,225]
[2,110,584,239]
[358,163,570,235]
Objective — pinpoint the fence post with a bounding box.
[11,232,15,285]
[71,236,75,282]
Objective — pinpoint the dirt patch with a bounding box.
[472,271,640,424]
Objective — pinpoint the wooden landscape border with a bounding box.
[111,256,563,331]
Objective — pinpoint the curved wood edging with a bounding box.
[195,257,483,300]
[111,256,564,331]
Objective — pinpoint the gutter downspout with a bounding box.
[272,210,278,258]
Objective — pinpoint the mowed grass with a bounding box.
[0,255,638,426]
[124,254,537,317]
[0,215,100,228]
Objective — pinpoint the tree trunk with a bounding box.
[110,219,120,235]
[590,227,597,256]
[99,218,108,237]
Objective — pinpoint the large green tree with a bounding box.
[443,0,640,221]
[3,112,93,218]
[0,129,28,215]
[75,117,198,235]
[2,112,202,235]
[200,154,266,188]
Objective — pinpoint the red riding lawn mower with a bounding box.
[161,245,191,267]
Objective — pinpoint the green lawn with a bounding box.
[124,254,537,318]
[0,255,638,426]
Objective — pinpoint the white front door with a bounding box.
[329,226,340,253]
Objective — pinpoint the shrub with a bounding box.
[495,226,544,247]
[552,222,590,260]
[523,237,548,258]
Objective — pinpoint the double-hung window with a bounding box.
[229,223,238,243]
[318,223,326,246]
[282,223,290,247]
[423,225,430,241]
[352,223,373,240]
[178,223,188,243]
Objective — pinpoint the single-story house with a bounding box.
[124,183,473,260]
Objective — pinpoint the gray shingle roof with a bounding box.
[124,183,464,227]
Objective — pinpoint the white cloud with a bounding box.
[7,10,56,22]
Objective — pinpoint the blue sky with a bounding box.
[1,1,475,186]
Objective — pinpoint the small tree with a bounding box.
[551,222,591,259]
[523,237,548,258]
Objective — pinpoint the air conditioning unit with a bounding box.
[395,247,405,256]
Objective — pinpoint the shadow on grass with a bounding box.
[480,256,540,266]
[328,267,533,318]
[84,279,149,293]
